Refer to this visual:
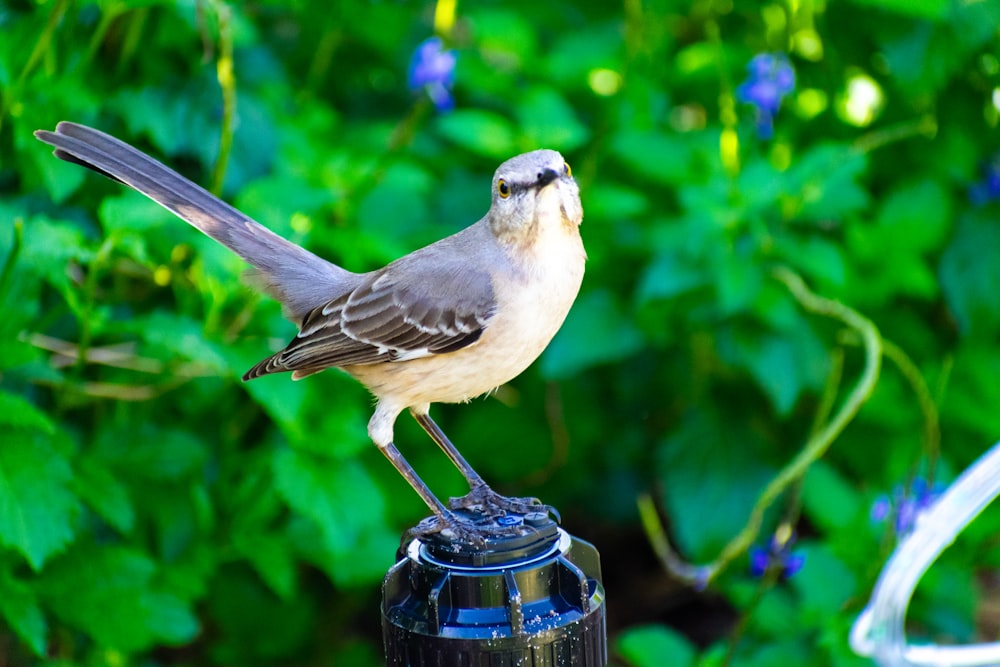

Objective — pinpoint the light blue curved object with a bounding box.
[851,440,1000,666]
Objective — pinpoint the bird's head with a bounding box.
[486,149,582,244]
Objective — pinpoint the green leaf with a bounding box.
[434,110,517,159]
[273,448,391,584]
[584,183,649,221]
[843,179,951,303]
[144,591,202,645]
[801,462,863,532]
[540,289,644,379]
[913,559,978,641]
[615,624,696,667]
[880,24,955,94]
[786,144,869,222]
[234,173,334,237]
[273,449,382,538]
[239,368,310,442]
[237,533,298,599]
[875,180,951,251]
[715,254,765,315]
[637,249,711,303]
[741,335,808,414]
[943,343,1000,435]
[468,7,538,67]
[215,331,313,438]
[123,478,212,561]
[353,161,433,257]
[71,455,135,533]
[878,3,999,94]
[718,323,828,415]
[98,189,173,232]
[674,42,719,79]
[656,410,776,559]
[545,24,623,88]
[516,87,590,152]
[110,426,208,482]
[111,83,221,168]
[19,216,92,291]
[775,235,846,288]
[846,229,935,305]
[287,514,397,588]
[738,158,786,214]
[738,639,814,666]
[738,583,805,638]
[819,618,877,667]
[939,211,1000,336]
[610,130,698,186]
[36,544,199,651]
[789,542,857,625]
[846,0,949,20]
[134,310,229,372]
[0,568,48,656]
[206,566,315,662]
[158,543,215,604]
[0,432,79,570]
[269,449,399,586]
[25,130,86,203]
[0,390,55,434]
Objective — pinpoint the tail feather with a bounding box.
[35,121,353,322]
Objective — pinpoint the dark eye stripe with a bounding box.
[497,178,544,198]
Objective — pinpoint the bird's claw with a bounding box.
[448,484,559,523]
[404,509,528,547]
[401,485,559,548]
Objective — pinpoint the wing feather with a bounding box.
[242,250,496,380]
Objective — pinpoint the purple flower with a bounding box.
[736,53,795,139]
[870,495,892,522]
[749,533,805,579]
[408,37,456,112]
[969,158,1000,205]
[871,477,942,536]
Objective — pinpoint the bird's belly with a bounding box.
[348,332,538,405]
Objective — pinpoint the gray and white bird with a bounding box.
[35,122,586,541]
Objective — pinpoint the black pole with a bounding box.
[382,508,607,665]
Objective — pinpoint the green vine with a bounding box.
[640,266,883,585]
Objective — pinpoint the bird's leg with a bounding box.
[410,410,487,489]
[410,409,556,519]
[378,441,490,545]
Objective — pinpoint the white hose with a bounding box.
[851,440,1000,666]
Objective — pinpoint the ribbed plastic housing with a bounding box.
[382,512,606,666]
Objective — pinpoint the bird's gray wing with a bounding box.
[243,252,496,379]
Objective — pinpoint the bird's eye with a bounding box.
[564,162,572,177]
[498,179,511,199]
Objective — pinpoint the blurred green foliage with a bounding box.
[3,0,1000,665]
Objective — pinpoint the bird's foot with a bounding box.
[448,483,560,523]
[404,508,526,547]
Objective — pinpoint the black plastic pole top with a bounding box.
[382,508,607,666]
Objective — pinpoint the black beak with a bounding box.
[534,168,559,189]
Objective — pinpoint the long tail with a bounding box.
[35,121,352,322]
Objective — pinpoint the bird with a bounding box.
[35,121,586,543]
